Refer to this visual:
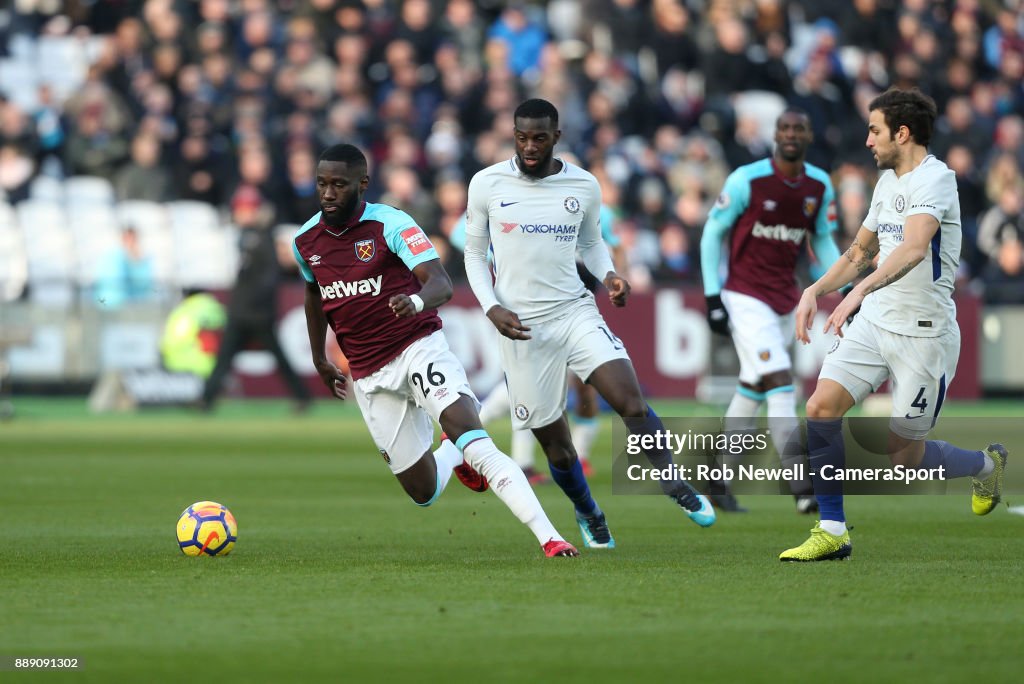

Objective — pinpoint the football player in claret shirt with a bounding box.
[464,99,715,551]
[783,88,1007,561]
[700,108,841,514]
[293,143,577,558]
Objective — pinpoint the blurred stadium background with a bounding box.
[0,0,1022,410]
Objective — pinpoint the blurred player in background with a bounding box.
[200,186,311,413]
[783,88,1008,562]
[465,99,715,550]
[701,108,841,514]
[293,143,578,558]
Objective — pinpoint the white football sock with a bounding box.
[977,454,995,479]
[766,388,809,494]
[463,437,562,544]
[819,520,847,536]
[725,391,761,430]
[477,385,511,425]
[570,417,599,462]
[511,428,536,469]
[722,391,762,482]
[433,439,463,494]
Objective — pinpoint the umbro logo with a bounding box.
[309,255,322,266]
[500,201,519,207]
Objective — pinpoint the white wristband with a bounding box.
[409,294,425,313]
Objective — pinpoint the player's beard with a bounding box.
[320,194,360,228]
[778,144,804,163]
[517,149,553,179]
[874,138,899,170]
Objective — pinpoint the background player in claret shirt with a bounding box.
[293,143,578,558]
[782,88,1008,562]
[700,108,841,514]
[465,99,715,551]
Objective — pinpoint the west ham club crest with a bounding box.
[355,239,375,262]
[802,196,819,218]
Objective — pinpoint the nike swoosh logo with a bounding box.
[199,530,221,555]
[904,413,926,420]
[499,201,519,207]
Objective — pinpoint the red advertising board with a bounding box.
[236,285,980,400]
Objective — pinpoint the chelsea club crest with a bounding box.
[564,197,580,214]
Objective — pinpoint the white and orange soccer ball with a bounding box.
[176,501,238,556]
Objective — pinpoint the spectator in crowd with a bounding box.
[977,186,1024,304]
[114,132,171,202]
[94,226,157,309]
[0,0,1021,310]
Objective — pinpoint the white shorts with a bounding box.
[353,331,478,474]
[499,298,630,430]
[819,315,960,439]
[721,289,795,384]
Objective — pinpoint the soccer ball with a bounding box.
[176,501,238,556]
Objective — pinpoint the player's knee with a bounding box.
[537,440,575,470]
[614,395,648,419]
[409,485,437,506]
[402,475,440,506]
[806,394,841,419]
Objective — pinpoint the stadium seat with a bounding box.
[168,201,237,289]
[28,175,63,203]
[0,222,28,302]
[65,176,116,208]
[732,91,787,147]
[69,206,121,289]
[15,200,75,307]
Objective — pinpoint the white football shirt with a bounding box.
[465,157,608,323]
[859,155,961,337]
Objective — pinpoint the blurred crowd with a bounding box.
[1,0,1022,302]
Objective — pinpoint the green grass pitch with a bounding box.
[1,398,1021,682]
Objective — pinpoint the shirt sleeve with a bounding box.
[707,168,752,228]
[599,204,621,247]
[578,178,615,280]
[906,164,957,223]
[810,230,842,280]
[382,211,439,270]
[815,178,839,235]
[292,239,315,283]
[464,173,500,312]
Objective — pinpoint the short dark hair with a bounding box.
[777,106,810,123]
[319,143,367,169]
[868,88,938,147]
[514,98,559,126]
